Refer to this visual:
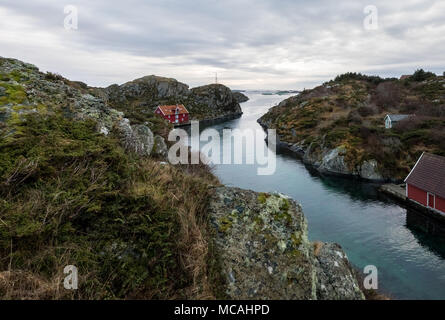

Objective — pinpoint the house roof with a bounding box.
[405,152,445,199]
[385,114,412,122]
[157,104,189,116]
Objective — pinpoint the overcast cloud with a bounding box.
[1,0,444,89]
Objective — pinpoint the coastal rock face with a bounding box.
[314,242,364,300]
[317,146,350,176]
[0,57,124,134]
[101,77,242,122]
[103,75,189,110]
[360,159,384,181]
[117,119,154,157]
[208,186,365,300]
[260,113,385,181]
[232,91,249,103]
[189,84,242,118]
[0,57,157,157]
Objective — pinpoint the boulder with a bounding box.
[153,135,168,158]
[118,119,154,157]
[360,159,383,181]
[208,186,365,300]
[318,146,351,176]
[314,242,365,300]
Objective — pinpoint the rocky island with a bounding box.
[94,76,243,127]
[259,71,445,181]
[0,57,364,300]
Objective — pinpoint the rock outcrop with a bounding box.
[257,72,445,182]
[189,84,242,118]
[208,186,365,300]
[232,91,249,103]
[98,77,243,122]
[258,117,385,181]
[0,57,156,158]
[153,135,168,158]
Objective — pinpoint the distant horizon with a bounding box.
[5,54,442,94]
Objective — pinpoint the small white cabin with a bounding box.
[384,114,412,129]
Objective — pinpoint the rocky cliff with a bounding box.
[208,186,364,300]
[258,71,445,181]
[232,91,249,103]
[96,77,242,124]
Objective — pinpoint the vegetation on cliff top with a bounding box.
[0,113,222,299]
[0,57,224,299]
[260,70,445,179]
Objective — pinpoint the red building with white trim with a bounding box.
[155,104,189,125]
[405,152,445,214]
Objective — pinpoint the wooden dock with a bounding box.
[379,183,406,201]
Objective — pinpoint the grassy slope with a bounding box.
[0,113,225,299]
[0,59,225,299]
[260,72,445,179]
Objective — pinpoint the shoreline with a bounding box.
[175,112,243,128]
[257,118,399,184]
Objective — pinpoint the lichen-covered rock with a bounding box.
[103,75,189,110]
[318,146,351,176]
[189,84,242,118]
[360,159,383,181]
[208,186,364,300]
[153,135,168,158]
[0,57,124,135]
[117,119,154,157]
[314,243,365,300]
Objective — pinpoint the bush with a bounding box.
[44,72,64,81]
[411,69,436,82]
[334,72,390,85]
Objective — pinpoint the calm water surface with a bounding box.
[194,92,445,299]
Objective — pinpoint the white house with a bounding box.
[384,114,412,129]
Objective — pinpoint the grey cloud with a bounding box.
[1,0,444,89]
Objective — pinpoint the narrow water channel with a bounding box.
[192,92,445,299]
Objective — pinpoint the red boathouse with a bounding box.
[405,152,445,214]
[155,104,189,124]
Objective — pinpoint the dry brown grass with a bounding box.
[0,270,62,300]
[128,153,221,299]
[313,241,324,257]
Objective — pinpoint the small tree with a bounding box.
[411,69,436,82]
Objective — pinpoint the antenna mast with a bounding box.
[215,72,218,84]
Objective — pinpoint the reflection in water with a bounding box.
[195,92,445,300]
[407,209,445,243]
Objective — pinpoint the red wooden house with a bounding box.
[405,152,445,214]
[155,104,189,125]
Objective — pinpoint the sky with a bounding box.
[1,0,445,90]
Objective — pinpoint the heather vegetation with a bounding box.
[260,70,445,179]
[0,113,224,299]
[0,57,224,299]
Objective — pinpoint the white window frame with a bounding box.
[427,192,436,208]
